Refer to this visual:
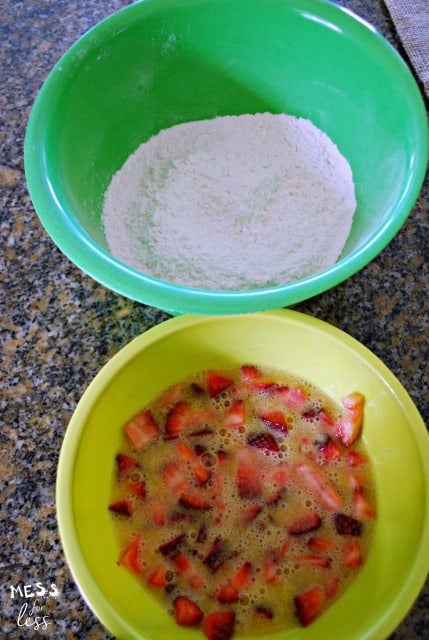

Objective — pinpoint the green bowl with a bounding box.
[56,310,429,640]
[25,0,428,314]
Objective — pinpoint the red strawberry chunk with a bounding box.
[295,462,343,511]
[108,500,132,517]
[247,431,279,453]
[347,449,367,467]
[307,536,334,551]
[118,535,143,574]
[258,411,288,434]
[217,582,239,603]
[336,392,364,447]
[173,596,203,627]
[325,576,339,597]
[204,537,231,572]
[263,554,278,584]
[172,553,205,589]
[151,501,167,525]
[352,487,375,519]
[240,364,263,381]
[165,401,192,438]
[161,460,189,496]
[115,453,140,479]
[255,605,273,619]
[124,409,160,449]
[288,513,322,535]
[127,480,147,500]
[223,399,245,430]
[333,513,363,536]
[203,610,235,640]
[318,436,341,462]
[294,586,325,626]
[236,448,262,498]
[207,371,233,397]
[147,563,168,587]
[294,554,332,568]
[179,491,212,511]
[231,561,252,591]
[158,533,186,557]
[343,540,363,568]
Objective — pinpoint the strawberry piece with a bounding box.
[161,460,189,496]
[288,513,322,535]
[207,371,233,397]
[231,561,252,590]
[263,554,278,584]
[151,501,167,525]
[294,554,332,568]
[118,535,142,574]
[124,409,160,449]
[285,386,308,407]
[108,500,132,517]
[240,364,263,381]
[307,536,334,551]
[317,435,341,462]
[115,453,140,479]
[223,399,245,430]
[172,553,205,589]
[204,537,230,572]
[203,610,235,640]
[336,392,364,447]
[165,401,193,438]
[197,523,207,544]
[343,540,363,568]
[352,487,375,519]
[294,586,325,626]
[347,449,367,467]
[179,491,212,510]
[240,503,263,525]
[158,533,186,556]
[295,462,343,511]
[127,480,147,500]
[247,431,279,453]
[258,411,288,434]
[325,576,339,597]
[173,596,203,627]
[333,513,363,536]
[255,605,273,619]
[236,448,262,498]
[217,582,239,603]
[147,564,168,587]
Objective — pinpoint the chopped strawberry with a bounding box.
[158,533,186,557]
[249,381,277,393]
[240,503,263,525]
[325,576,339,597]
[179,491,212,511]
[247,431,279,453]
[352,487,375,519]
[173,596,203,627]
[333,512,363,536]
[175,441,212,486]
[317,435,341,462]
[263,553,278,584]
[294,586,325,626]
[118,534,142,574]
[255,605,273,619]
[307,536,334,551]
[207,371,233,397]
[151,501,167,525]
[223,399,245,430]
[240,364,263,381]
[262,462,290,504]
[288,513,322,535]
[343,540,363,568]
[172,553,205,589]
[115,453,140,479]
[147,564,168,587]
[274,385,307,408]
[236,448,262,498]
[204,537,231,572]
[302,407,335,427]
[108,500,132,517]
[347,449,367,467]
[258,411,288,434]
[165,401,193,438]
[203,610,235,640]
[336,392,364,447]
[161,460,189,496]
[217,561,252,603]
[124,409,160,449]
[295,462,343,511]
[127,480,147,500]
[294,554,332,568]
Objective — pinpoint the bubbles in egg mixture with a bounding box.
[109,364,376,636]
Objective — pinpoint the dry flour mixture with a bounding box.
[102,114,356,290]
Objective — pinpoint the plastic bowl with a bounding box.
[25,0,428,314]
[56,310,429,640]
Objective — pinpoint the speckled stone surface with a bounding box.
[0,0,427,638]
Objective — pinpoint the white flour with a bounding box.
[102,113,356,290]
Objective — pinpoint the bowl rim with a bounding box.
[56,309,429,640]
[25,0,429,314]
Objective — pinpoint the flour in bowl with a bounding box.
[102,113,356,290]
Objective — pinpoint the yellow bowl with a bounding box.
[57,310,429,639]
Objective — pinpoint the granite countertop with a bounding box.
[1,0,428,638]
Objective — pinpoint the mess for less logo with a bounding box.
[9,582,60,632]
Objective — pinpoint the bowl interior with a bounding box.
[57,310,429,640]
[25,0,428,314]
